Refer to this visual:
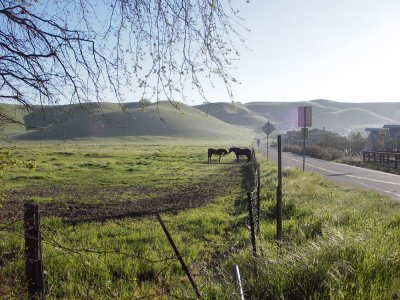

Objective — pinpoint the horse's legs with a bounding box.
[236,154,239,162]
[208,154,211,162]
[218,155,221,162]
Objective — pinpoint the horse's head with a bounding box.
[223,149,228,156]
[228,148,233,154]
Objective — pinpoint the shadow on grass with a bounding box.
[194,161,236,165]
[225,160,260,231]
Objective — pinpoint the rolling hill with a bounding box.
[12,102,253,140]
[0,104,30,136]
[194,102,270,129]
[313,108,398,132]
[197,100,400,135]
[1,99,399,140]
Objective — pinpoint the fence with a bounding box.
[244,148,261,258]
[363,150,400,168]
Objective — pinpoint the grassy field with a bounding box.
[0,140,399,299]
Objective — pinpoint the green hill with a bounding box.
[13,101,252,140]
[0,104,30,137]
[194,102,271,129]
[22,102,126,130]
[2,99,399,139]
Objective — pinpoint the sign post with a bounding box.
[261,121,275,161]
[298,106,312,171]
[276,135,282,245]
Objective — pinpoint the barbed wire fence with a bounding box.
[2,147,266,299]
[244,148,261,258]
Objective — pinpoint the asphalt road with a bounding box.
[259,142,400,202]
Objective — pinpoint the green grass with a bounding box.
[0,142,237,193]
[0,142,399,299]
[220,161,400,299]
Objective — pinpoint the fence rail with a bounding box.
[363,150,400,168]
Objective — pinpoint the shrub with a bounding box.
[283,145,343,161]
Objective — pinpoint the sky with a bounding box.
[15,0,400,106]
[203,0,400,104]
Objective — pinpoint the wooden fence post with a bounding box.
[247,191,257,258]
[24,203,44,300]
[155,212,202,299]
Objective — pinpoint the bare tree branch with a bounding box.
[0,0,247,129]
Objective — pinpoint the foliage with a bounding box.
[317,131,347,149]
[283,144,343,161]
[0,149,37,171]
[348,132,368,155]
[284,131,370,161]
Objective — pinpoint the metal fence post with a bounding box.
[231,265,245,300]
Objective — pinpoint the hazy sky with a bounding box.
[204,0,400,104]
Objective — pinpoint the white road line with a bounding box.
[282,154,400,187]
[373,187,400,200]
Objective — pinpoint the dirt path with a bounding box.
[0,180,230,223]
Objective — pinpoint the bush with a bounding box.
[283,145,343,161]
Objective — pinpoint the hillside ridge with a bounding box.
[1,99,399,139]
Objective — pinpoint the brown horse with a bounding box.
[208,148,228,162]
[228,147,252,162]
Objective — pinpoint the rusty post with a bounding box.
[24,203,44,300]
[247,191,257,258]
[156,212,202,299]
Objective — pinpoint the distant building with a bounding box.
[383,125,400,139]
[365,125,400,152]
